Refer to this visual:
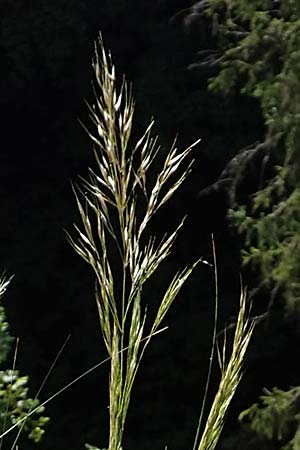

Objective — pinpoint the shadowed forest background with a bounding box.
[1,1,300,450]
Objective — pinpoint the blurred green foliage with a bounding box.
[222,386,300,450]
[192,0,300,315]
[0,302,49,444]
[184,2,300,449]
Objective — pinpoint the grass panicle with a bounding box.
[196,288,255,450]
[0,36,256,450]
[68,34,201,450]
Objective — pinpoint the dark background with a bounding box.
[1,2,297,449]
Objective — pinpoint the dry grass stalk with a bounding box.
[68,34,200,450]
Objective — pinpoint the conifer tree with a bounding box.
[180,2,300,449]
[185,0,300,316]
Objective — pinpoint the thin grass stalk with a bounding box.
[193,235,218,450]
[0,276,14,450]
[0,276,66,450]
[0,327,168,443]
[68,34,200,450]
[9,335,70,450]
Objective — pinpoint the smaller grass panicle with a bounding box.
[0,275,12,299]
[68,34,201,450]
[196,288,255,450]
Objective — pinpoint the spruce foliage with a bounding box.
[184,1,300,449]
[187,0,300,315]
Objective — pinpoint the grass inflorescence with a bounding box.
[0,35,256,450]
[68,34,201,450]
